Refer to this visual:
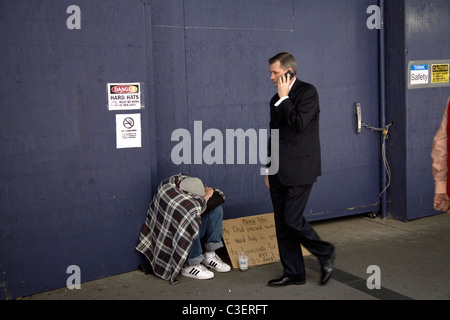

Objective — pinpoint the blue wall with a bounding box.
[385,0,450,220]
[151,0,382,220]
[0,0,155,299]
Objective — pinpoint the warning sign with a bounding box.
[408,60,450,89]
[108,82,143,111]
[432,64,449,84]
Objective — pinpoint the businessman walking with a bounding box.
[265,52,335,287]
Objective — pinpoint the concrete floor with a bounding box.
[21,212,450,301]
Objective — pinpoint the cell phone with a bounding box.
[284,70,294,79]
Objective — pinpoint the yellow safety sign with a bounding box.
[432,64,449,83]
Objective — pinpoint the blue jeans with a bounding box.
[187,205,224,265]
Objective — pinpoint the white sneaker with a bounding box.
[203,254,231,272]
[181,264,214,280]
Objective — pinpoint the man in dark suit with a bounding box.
[265,52,335,287]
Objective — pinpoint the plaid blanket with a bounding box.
[136,174,215,284]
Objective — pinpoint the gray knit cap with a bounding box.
[179,177,205,196]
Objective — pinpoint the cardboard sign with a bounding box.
[222,213,310,269]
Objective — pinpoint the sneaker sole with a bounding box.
[181,273,214,280]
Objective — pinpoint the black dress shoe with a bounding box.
[320,252,335,285]
[268,275,306,287]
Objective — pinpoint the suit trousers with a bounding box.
[269,174,334,277]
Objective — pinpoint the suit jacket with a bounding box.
[269,79,321,186]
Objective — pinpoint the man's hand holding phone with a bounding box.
[277,70,294,98]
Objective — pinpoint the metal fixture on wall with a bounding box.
[355,102,393,218]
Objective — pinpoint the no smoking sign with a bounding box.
[116,114,141,149]
[123,117,134,129]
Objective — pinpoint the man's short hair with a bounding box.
[268,52,297,75]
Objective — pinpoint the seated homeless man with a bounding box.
[135,173,231,283]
